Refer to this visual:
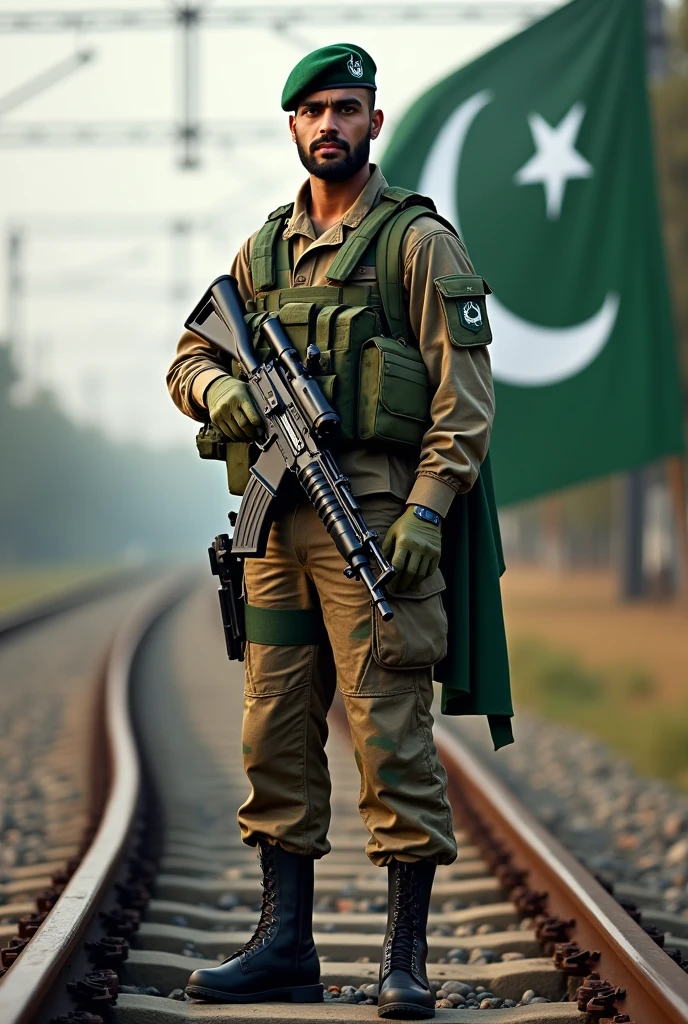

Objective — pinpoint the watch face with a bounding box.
[414,506,438,524]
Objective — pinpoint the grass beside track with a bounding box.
[0,563,125,612]
[502,565,688,789]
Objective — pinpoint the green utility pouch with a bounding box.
[226,441,252,496]
[196,423,252,495]
[435,275,493,347]
[358,336,430,447]
[246,298,383,442]
[196,422,227,461]
[329,306,381,439]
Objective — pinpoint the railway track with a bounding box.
[1,578,687,1023]
[0,572,159,986]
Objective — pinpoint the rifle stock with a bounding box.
[185,274,259,372]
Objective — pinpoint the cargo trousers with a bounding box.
[238,493,457,866]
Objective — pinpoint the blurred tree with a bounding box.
[653,0,688,391]
[0,342,228,565]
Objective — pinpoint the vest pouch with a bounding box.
[196,422,227,461]
[329,306,380,440]
[195,420,250,494]
[316,375,336,405]
[247,300,321,381]
[277,301,318,360]
[226,441,252,496]
[358,336,430,447]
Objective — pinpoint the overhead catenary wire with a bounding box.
[0,4,557,34]
[0,2,558,161]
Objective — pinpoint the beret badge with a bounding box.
[347,52,364,79]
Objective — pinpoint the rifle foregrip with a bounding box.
[298,462,361,558]
[298,461,392,617]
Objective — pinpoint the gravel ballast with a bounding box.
[447,708,688,919]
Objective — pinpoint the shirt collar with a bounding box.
[284,164,388,240]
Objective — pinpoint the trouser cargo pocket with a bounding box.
[372,570,448,670]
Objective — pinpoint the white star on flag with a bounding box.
[514,102,593,220]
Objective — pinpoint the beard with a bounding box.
[296,132,371,182]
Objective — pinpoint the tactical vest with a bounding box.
[200,188,469,494]
[246,188,454,441]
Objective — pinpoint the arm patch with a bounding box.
[435,275,493,347]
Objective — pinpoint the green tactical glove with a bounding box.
[381,506,442,594]
[206,375,263,443]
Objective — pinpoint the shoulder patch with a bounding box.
[435,275,493,348]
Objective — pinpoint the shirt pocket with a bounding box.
[435,274,493,347]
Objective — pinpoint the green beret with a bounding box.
[281,43,376,112]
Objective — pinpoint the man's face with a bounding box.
[289,88,383,182]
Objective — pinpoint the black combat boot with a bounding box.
[186,838,322,1003]
[377,858,436,1020]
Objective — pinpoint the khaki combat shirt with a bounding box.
[167,165,494,518]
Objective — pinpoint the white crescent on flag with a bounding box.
[418,91,620,387]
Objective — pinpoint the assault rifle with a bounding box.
[186,274,395,661]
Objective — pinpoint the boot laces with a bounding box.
[227,845,278,959]
[387,867,420,973]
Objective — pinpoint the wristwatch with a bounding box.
[412,505,442,527]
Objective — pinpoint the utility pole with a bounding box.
[4,212,213,341]
[170,219,194,304]
[6,228,23,350]
[646,0,688,599]
[169,218,194,343]
[178,5,201,170]
[645,0,669,79]
[619,0,670,600]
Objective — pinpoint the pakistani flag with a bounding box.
[382,0,684,505]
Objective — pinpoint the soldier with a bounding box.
[167,43,512,1020]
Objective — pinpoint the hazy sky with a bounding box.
[0,0,661,447]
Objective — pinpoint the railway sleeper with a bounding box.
[132,922,541,960]
[111,994,583,1022]
[118,949,566,1002]
[143,897,520,934]
[158,852,485,877]
[152,873,501,906]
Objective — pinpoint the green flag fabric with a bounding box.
[382,0,684,506]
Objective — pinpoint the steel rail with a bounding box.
[434,722,688,1024]
[0,565,152,639]
[0,575,191,1024]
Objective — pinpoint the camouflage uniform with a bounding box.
[167,166,495,865]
